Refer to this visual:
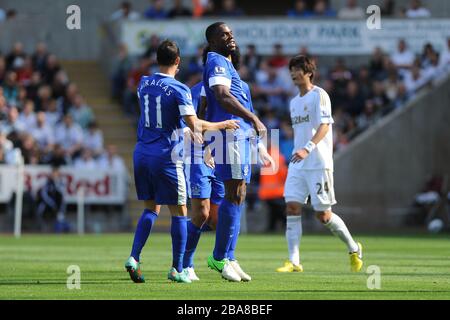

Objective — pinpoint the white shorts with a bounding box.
[283,166,337,212]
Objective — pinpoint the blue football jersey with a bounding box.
[136,73,195,157]
[203,52,254,140]
[189,81,206,161]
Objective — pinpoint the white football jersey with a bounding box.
[289,86,334,170]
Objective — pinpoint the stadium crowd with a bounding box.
[107,0,433,21]
[0,42,126,173]
[112,37,450,161]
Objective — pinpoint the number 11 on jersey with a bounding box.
[143,95,162,128]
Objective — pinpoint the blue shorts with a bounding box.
[185,162,225,205]
[214,138,252,184]
[133,148,187,205]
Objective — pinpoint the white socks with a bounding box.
[286,216,302,266]
[324,213,359,253]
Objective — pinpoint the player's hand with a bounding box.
[258,145,276,172]
[204,147,215,169]
[290,148,309,163]
[252,117,267,138]
[185,128,204,144]
[222,120,240,130]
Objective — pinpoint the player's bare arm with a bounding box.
[291,123,330,163]
[183,114,239,133]
[212,85,267,137]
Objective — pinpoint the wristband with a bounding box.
[303,141,316,153]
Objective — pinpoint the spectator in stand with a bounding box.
[32,42,49,74]
[35,85,54,113]
[243,44,262,82]
[201,0,217,16]
[20,133,39,165]
[42,143,68,166]
[97,145,126,173]
[255,67,289,111]
[312,0,336,18]
[439,38,450,74]
[420,43,436,69]
[220,0,244,16]
[110,1,141,21]
[287,0,313,18]
[381,0,396,16]
[51,69,69,100]
[111,43,132,102]
[0,130,15,164]
[370,81,390,113]
[6,42,26,70]
[54,114,83,159]
[26,71,42,105]
[15,86,27,111]
[403,64,429,96]
[329,58,353,103]
[144,0,168,19]
[31,111,54,154]
[356,100,380,134]
[83,121,104,158]
[390,39,415,71]
[2,107,26,136]
[0,56,6,84]
[2,71,19,106]
[383,66,402,102]
[74,149,97,170]
[0,92,8,121]
[56,82,78,115]
[405,0,431,18]
[17,99,37,129]
[187,45,205,76]
[14,56,33,86]
[44,99,61,128]
[42,54,61,85]
[123,57,150,116]
[69,94,94,130]
[343,80,365,116]
[36,165,68,233]
[168,0,192,18]
[267,44,289,69]
[392,83,410,109]
[142,34,160,72]
[338,0,365,19]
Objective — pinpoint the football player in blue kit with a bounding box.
[202,22,269,282]
[183,45,274,282]
[124,40,239,284]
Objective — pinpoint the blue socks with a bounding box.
[171,216,188,273]
[183,221,202,269]
[213,199,240,261]
[200,223,212,232]
[130,209,158,261]
[226,204,242,261]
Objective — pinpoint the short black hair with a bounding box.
[205,22,225,43]
[289,55,316,81]
[157,40,180,66]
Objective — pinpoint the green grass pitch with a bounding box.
[0,233,449,300]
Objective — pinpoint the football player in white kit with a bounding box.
[276,55,363,273]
